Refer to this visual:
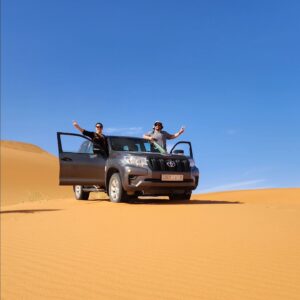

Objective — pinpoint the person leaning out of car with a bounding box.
[143,121,185,151]
[73,120,108,155]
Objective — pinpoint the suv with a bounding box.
[57,132,199,202]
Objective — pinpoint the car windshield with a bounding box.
[110,137,166,154]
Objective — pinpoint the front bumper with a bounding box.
[121,166,199,195]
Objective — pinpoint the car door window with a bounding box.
[170,142,192,157]
[60,135,93,154]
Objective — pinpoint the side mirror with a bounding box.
[173,149,184,154]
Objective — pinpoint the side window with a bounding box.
[61,135,93,154]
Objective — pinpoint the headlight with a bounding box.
[189,159,195,167]
[123,156,148,167]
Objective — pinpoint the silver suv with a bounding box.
[57,132,200,202]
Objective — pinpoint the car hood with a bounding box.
[112,151,190,160]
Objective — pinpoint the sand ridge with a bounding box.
[1,140,48,153]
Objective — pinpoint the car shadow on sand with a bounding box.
[127,199,242,205]
[88,198,242,205]
[0,209,62,214]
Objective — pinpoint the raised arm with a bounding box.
[143,133,156,142]
[73,120,84,133]
[168,127,185,140]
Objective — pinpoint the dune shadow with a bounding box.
[0,209,62,214]
[126,198,242,205]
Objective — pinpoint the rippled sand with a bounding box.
[1,141,300,299]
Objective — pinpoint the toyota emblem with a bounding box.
[166,160,176,168]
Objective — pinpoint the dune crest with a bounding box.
[1,140,51,154]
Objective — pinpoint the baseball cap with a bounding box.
[154,121,163,126]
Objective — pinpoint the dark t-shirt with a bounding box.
[82,130,107,155]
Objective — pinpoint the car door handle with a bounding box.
[61,157,73,162]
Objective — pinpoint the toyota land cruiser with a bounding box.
[57,132,199,202]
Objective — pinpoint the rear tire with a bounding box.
[169,191,192,201]
[108,173,128,203]
[73,185,90,200]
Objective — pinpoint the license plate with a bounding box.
[161,174,184,181]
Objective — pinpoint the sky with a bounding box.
[1,0,300,192]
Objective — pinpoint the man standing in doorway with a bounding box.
[73,120,107,155]
[143,121,185,151]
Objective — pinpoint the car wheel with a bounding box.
[73,185,90,200]
[109,173,128,203]
[169,191,191,201]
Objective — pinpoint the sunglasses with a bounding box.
[96,125,103,128]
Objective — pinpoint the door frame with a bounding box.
[170,141,193,158]
[57,132,93,154]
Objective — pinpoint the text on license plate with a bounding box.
[161,174,184,181]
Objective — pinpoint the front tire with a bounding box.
[108,173,128,203]
[73,185,90,200]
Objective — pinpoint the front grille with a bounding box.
[144,178,193,183]
[148,157,191,172]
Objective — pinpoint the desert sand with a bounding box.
[1,141,300,300]
[1,141,72,206]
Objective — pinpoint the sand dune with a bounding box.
[1,140,72,206]
[1,141,300,299]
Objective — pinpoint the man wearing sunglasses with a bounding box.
[143,121,185,151]
[73,120,107,155]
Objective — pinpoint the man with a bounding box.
[143,121,185,151]
[73,121,107,155]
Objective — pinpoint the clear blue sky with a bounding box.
[2,0,300,192]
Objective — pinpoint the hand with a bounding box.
[73,120,78,127]
[179,127,185,134]
[150,136,157,142]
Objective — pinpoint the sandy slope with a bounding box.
[1,189,300,300]
[1,141,300,299]
[1,141,72,206]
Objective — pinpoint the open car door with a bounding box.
[170,141,193,158]
[57,132,107,186]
